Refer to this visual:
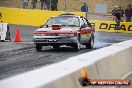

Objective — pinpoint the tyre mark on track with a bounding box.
[0,46,93,79]
[0,47,35,61]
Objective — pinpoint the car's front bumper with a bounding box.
[33,36,78,45]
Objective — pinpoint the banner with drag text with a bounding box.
[89,20,132,33]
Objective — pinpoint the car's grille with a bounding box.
[46,34,59,36]
[36,38,61,40]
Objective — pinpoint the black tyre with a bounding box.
[74,36,80,51]
[36,44,42,51]
[53,45,60,49]
[86,35,94,49]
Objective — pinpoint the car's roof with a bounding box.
[52,13,82,18]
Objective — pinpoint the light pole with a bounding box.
[86,0,88,18]
[65,0,67,11]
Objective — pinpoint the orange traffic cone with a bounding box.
[14,28,21,42]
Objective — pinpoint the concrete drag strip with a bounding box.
[0,24,132,80]
[0,39,132,88]
[0,42,35,53]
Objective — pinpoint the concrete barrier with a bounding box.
[0,7,86,26]
[0,42,132,88]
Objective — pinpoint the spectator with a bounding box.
[51,0,58,11]
[31,0,37,9]
[44,0,50,10]
[23,0,29,9]
[131,5,132,20]
[131,5,132,21]
[114,10,121,32]
[125,5,132,22]
[118,6,124,21]
[46,0,51,10]
[81,2,88,12]
[40,0,47,10]
[112,6,118,20]
[130,5,132,20]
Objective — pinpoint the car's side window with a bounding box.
[46,18,53,25]
[87,21,92,27]
[84,18,92,27]
[82,18,89,27]
[80,18,85,27]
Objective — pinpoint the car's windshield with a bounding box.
[45,17,80,27]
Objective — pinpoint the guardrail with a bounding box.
[0,39,132,88]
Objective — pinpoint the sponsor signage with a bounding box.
[89,20,132,33]
[79,68,131,86]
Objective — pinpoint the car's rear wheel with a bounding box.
[53,45,60,49]
[74,36,80,51]
[85,35,94,49]
[36,44,42,51]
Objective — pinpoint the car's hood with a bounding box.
[35,27,79,33]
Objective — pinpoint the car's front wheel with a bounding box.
[36,44,42,51]
[85,35,94,49]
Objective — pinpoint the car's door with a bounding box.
[83,18,94,37]
[80,17,95,44]
[79,17,89,44]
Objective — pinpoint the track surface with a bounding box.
[0,24,132,80]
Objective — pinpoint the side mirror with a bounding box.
[40,25,44,28]
[80,25,85,28]
[46,25,49,28]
